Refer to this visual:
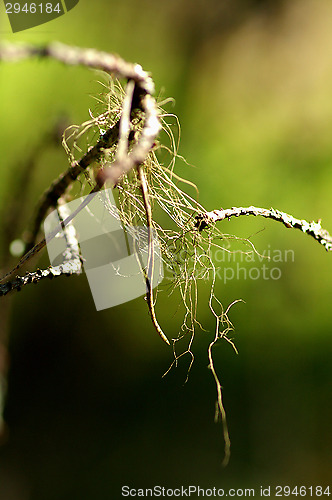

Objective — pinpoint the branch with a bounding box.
[137,164,170,345]
[0,42,161,283]
[0,41,160,190]
[0,42,156,252]
[0,42,155,94]
[0,261,82,297]
[0,202,82,297]
[112,79,168,345]
[95,93,161,187]
[195,206,332,251]
[23,119,121,253]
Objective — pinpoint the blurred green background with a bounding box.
[1,0,332,498]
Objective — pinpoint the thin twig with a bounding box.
[0,201,82,296]
[0,261,82,297]
[0,43,161,287]
[0,42,155,94]
[195,206,332,251]
[24,119,121,252]
[114,79,169,344]
[208,337,231,467]
[137,164,170,345]
[96,94,161,187]
[0,98,161,284]
[0,187,100,284]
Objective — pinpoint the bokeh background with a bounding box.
[1,0,332,498]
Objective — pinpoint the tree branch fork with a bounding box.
[0,42,331,302]
[1,41,331,467]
